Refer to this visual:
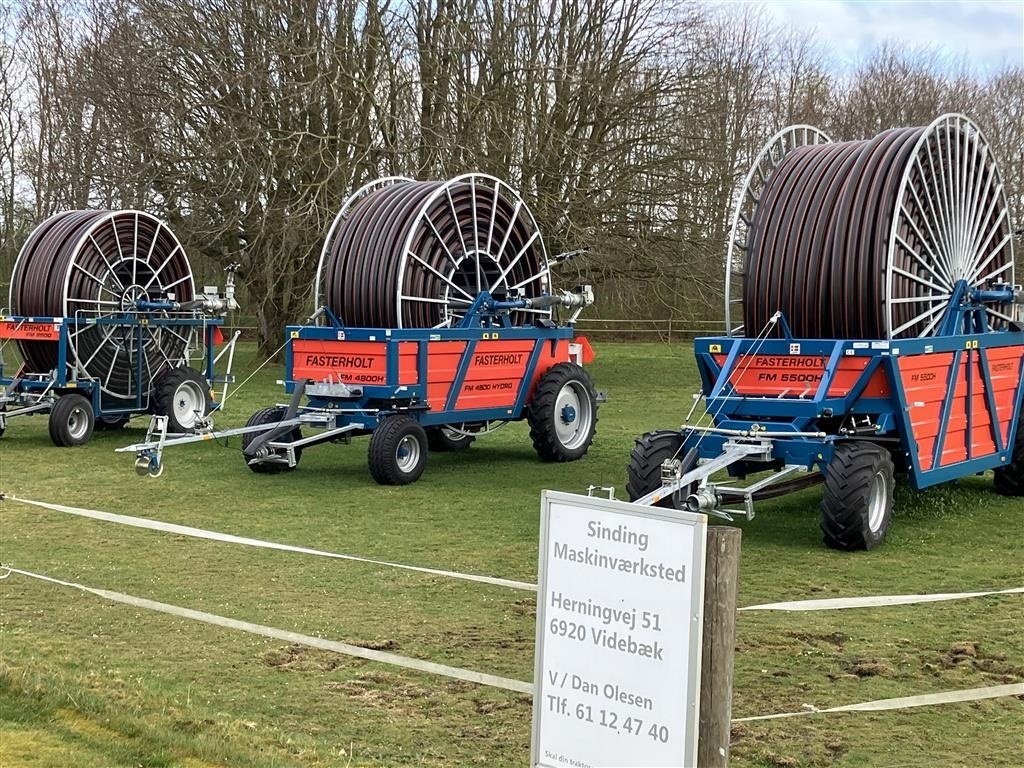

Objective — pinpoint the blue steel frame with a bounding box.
[282,318,576,432]
[0,313,225,419]
[690,330,1024,490]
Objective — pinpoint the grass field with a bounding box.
[0,341,1021,767]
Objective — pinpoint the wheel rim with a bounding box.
[395,434,421,473]
[173,381,205,428]
[553,381,593,449]
[868,469,889,533]
[67,405,90,440]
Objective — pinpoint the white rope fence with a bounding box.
[6,494,1021,613]
[3,565,1021,720]
[2,493,1022,722]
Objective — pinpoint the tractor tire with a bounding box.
[427,425,475,452]
[48,393,95,447]
[626,430,695,510]
[993,419,1024,496]
[95,415,130,431]
[368,415,428,485]
[154,367,212,433]
[242,406,302,474]
[527,363,598,462]
[820,442,895,551]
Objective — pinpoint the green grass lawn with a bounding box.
[0,341,1021,767]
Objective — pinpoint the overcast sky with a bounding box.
[757,0,1024,74]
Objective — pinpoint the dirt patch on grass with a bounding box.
[846,659,897,678]
[361,638,399,651]
[436,625,532,652]
[322,671,440,719]
[784,631,845,649]
[510,598,536,618]
[261,644,345,672]
[325,677,433,702]
[929,641,1024,681]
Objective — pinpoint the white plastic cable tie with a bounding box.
[4,566,534,695]
[4,495,536,592]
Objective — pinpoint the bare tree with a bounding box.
[0,3,26,284]
[5,0,1021,338]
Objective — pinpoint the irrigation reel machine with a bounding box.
[627,114,1024,550]
[120,173,601,483]
[1,211,240,448]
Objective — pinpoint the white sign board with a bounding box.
[531,491,706,768]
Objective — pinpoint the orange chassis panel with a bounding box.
[290,336,575,415]
[0,319,62,341]
[710,344,1022,477]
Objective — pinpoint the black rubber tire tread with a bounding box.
[820,442,895,551]
[993,420,1024,496]
[526,362,598,462]
[626,430,693,510]
[368,415,429,485]
[154,367,212,433]
[242,406,302,474]
[426,426,475,452]
[47,393,95,447]
[95,415,130,430]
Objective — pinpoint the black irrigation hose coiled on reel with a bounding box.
[319,175,550,328]
[742,115,1015,339]
[9,210,195,399]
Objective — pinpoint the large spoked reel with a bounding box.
[9,210,196,399]
[725,125,832,335]
[738,113,1017,339]
[886,114,1016,337]
[316,173,552,328]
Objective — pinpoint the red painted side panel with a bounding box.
[898,352,954,471]
[712,354,827,395]
[292,336,581,414]
[454,340,536,411]
[827,359,891,398]
[898,347,1024,471]
[710,353,890,398]
[425,341,468,411]
[0,320,61,341]
[291,339,418,386]
[987,346,1024,447]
